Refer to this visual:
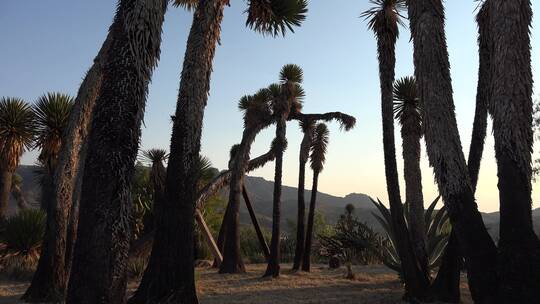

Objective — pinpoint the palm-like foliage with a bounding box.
[1,209,46,257]
[0,97,34,171]
[140,148,168,166]
[33,92,74,169]
[310,123,329,172]
[362,0,406,37]
[370,197,450,273]
[172,0,199,11]
[238,89,273,128]
[393,76,421,126]
[246,0,308,37]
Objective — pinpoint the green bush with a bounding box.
[1,209,46,256]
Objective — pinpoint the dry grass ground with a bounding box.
[0,264,472,303]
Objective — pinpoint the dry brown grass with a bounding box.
[0,264,473,303]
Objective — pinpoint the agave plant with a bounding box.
[370,196,449,274]
[1,209,46,259]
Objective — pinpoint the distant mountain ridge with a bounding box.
[10,165,540,239]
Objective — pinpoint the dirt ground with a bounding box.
[0,264,472,303]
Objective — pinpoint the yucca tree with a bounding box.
[33,93,75,178]
[141,149,168,232]
[65,0,168,302]
[429,3,492,301]
[393,76,429,278]
[133,1,306,301]
[263,64,304,277]
[220,90,274,274]
[406,0,498,302]
[292,113,356,271]
[24,93,74,301]
[490,0,540,301]
[291,119,314,271]
[363,0,430,299]
[301,123,328,272]
[0,97,34,220]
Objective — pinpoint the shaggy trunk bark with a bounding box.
[23,20,113,301]
[129,1,225,302]
[0,170,13,220]
[376,22,430,300]
[264,116,287,278]
[407,1,499,303]
[490,1,540,301]
[11,183,29,210]
[301,171,319,272]
[67,1,166,303]
[292,129,312,270]
[242,185,270,260]
[429,4,491,302]
[400,116,428,278]
[220,128,261,274]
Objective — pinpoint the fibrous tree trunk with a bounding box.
[23,17,114,302]
[375,18,430,300]
[292,127,312,270]
[400,112,429,278]
[429,3,492,302]
[490,0,540,301]
[301,171,319,272]
[66,1,167,302]
[407,0,499,302]
[0,171,13,220]
[220,128,262,274]
[129,1,226,302]
[264,115,287,278]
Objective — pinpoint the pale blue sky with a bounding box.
[1,1,540,212]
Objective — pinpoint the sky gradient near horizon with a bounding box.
[1,0,540,213]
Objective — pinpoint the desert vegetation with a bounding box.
[1,0,540,303]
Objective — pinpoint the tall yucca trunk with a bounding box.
[301,170,319,272]
[400,116,428,277]
[220,128,261,274]
[264,115,287,278]
[406,0,498,302]
[429,3,492,302]
[490,0,540,301]
[130,1,226,302]
[292,130,312,270]
[376,23,429,300]
[66,0,167,302]
[0,171,13,219]
[23,20,115,304]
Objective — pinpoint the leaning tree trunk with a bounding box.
[220,128,262,274]
[301,171,319,272]
[66,1,167,303]
[292,129,312,270]
[490,0,540,301]
[429,3,492,302]
[242,185,270,260]
[22,22,114,302]
[129,1,226,303]
[400,116,429,278]
[407,0,499,303]
[375,25,430,300]
[0,170,14,220]
[264,115,287,278]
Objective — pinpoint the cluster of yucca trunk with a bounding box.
[366,0,540,302]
